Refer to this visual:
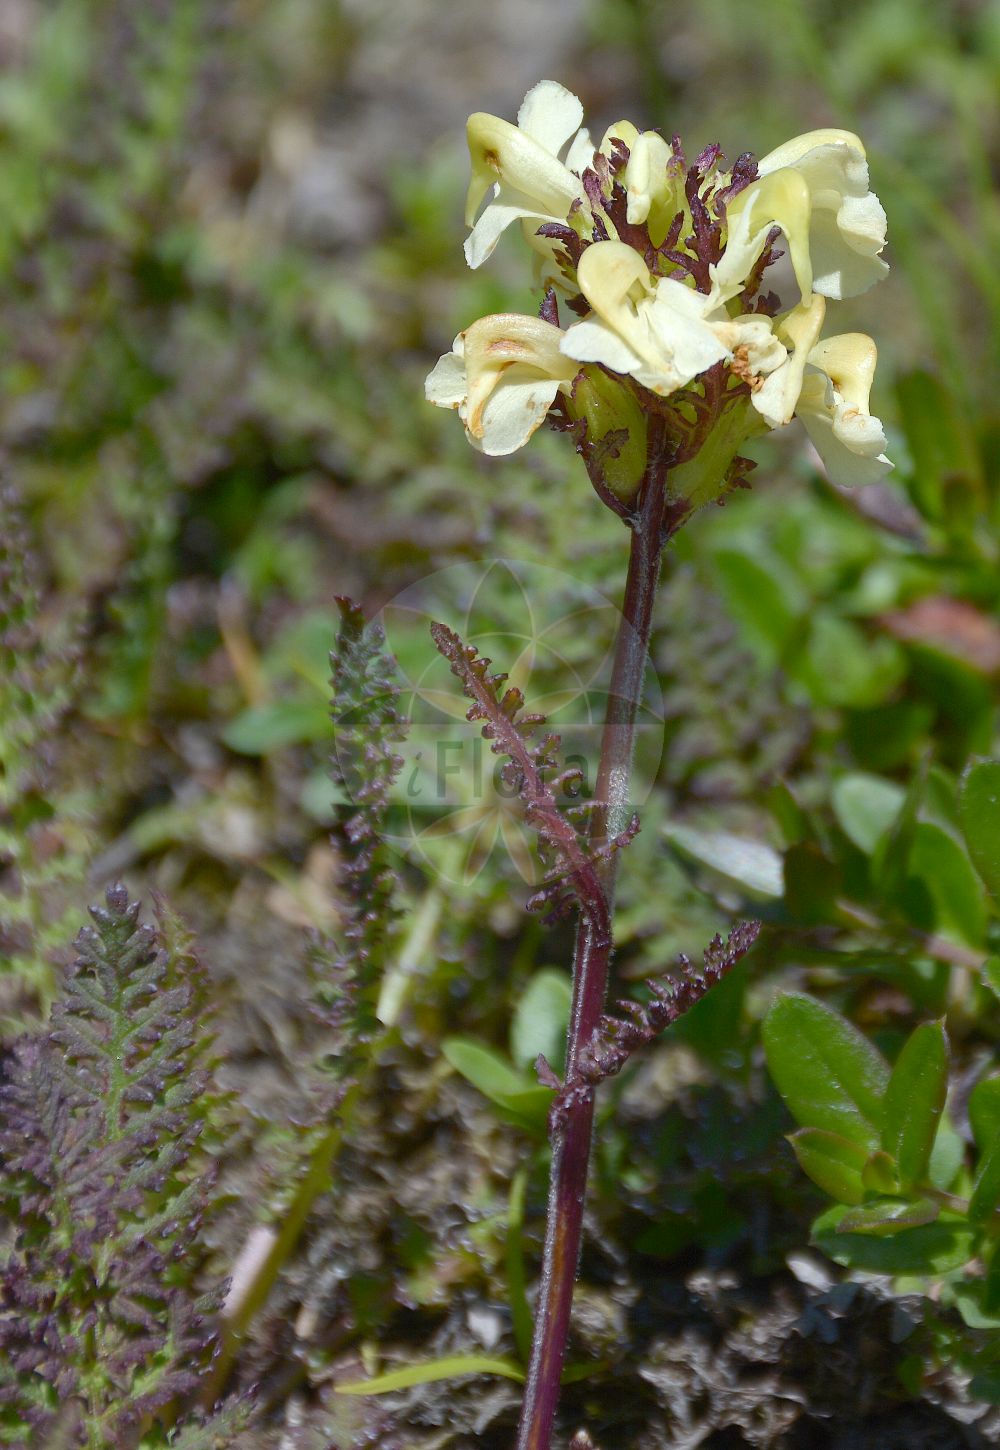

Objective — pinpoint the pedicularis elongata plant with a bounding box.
[426,81,890,1450]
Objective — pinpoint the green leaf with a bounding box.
[872,760,926,901]
[505,1166,532,1364]
[907,822,987,949]
[836,1197,940,1236]
[927,1111,965,1191]
[334,1354,526,1394]
[983,1241,1000,1317]
[509,969,572,1075]
[813,1206,974,1274]
[895,369,983,524]
[959,758,1000,901]
[793,614,904,709]
[763,994,890,1151]
[788,1128,868,1204]
[442,1038,553,1131]
[831,773,905,855]
[663,824,784,899]
[969,1138,1000,1226]
[862,1150,901,1196]
[970,1074,1000,1152]
[222,697,330,754]
[981,957,1000,1005]
[881,1021,948,1190]
[711,546,805,666]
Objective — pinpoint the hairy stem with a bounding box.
[515,421,677,1450]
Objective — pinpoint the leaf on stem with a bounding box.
[430,621,635,927]
[573,919,760,1086]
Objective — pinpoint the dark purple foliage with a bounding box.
[430,622,637,927]
[575,919,761,1085]
[0,886,231,1446]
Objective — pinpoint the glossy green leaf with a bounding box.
[969,1138,1000,1225]
[509,968,572,1075]
[442,1038,553,1130]
[881,1021,948,1190]
[335,1354,526,1394]
[813,1207,974,1275]
[836,1197,939,1236]
[788,1129,868,1204]
[927,1111,965,1191]
[970,1074,1000,1152]
[763,994,890,1151]
[862,1150,900,1196]
[907,822,987,949]
[662,824,784,899]
[959,758,1000,901]
[831,773,905,855]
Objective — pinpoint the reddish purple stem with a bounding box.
[514,421,678,1450]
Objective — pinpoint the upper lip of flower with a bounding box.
[715,129,888,303]
[463,80,596,270]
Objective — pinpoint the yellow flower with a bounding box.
[714,129,888,303]
[598,121,681,245]
[721,293,891,486]
[560,241,786,399]
[796,332,892,487]
[464,80,595,269]
[425,313,577,455]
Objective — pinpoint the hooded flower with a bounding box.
[749,294,827,427]
[560,241,786,398]
[598,121,681,245]
[464,80,595,269]
[713,129,888,303]
[796,331,892,487]
[425,313,577,456]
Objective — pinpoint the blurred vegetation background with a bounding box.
[3,0,1000,1444]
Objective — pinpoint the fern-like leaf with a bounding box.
[572,919,760,1086]
[327,598,407,1027]
[430,621,637,927]
[0,885,236,1448]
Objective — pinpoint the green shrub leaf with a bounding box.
[969,1138,1000,1226]
[813,1209,974,1275]
[959,758,1000,901]
[831,773,905,855]
[836,1197,939,1236]
[788,1128,868,1204]
[763,994,890,1151]
[442,1037,553,1131]
[881,1020,948,1190]
[862,1150,900,1196]
[970,1074,1000,1152]
[509,969,572,1075]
